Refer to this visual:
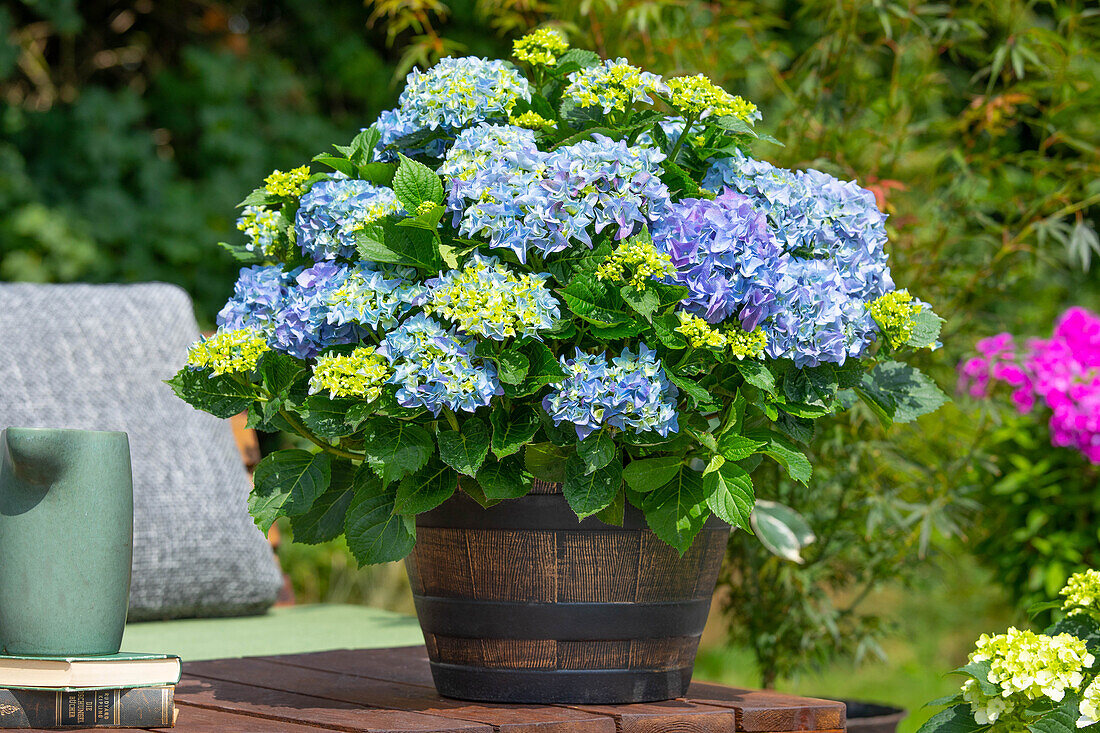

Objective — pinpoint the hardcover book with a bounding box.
[0,686,175,728]
[0,653,181,690]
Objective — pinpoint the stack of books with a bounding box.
[0,652,181,729]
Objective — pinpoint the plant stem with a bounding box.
[668,112,697,166]
[278,409,366,461]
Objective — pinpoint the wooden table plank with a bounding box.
[154,706,330,732]
[686,683,846,732]
[175,675,493,733]
[267,646,438,687]
[187,657,616,733]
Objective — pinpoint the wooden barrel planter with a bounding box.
[404,480,730,704]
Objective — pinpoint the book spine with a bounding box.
[0,686,174,728]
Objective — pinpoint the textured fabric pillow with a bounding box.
[0,282,283,620]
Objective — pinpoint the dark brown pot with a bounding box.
[404,480,730,704]
[843,701,907,733]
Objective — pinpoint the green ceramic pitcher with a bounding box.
[0,427,133,656]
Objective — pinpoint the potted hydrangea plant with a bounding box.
[171,29,946,704]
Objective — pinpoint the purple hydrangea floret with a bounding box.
[216,264,291,332]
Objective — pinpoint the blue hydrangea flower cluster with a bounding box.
[693,152,895,367]
[652,189,784,330]
[270,262,370,359]
[374,57,532,161]
[446,130,671,262]
[543,344,679,439]
[438,123,538,184]
[295,179,403,261]
[426,253,560,340]
[217,265,291,333]
[378,314,502,415]
[236,206,283,256]
[326,263,426,332]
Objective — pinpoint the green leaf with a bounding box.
[259,351,303,401]
[652,312,688,349]
[344,469,416,565]
[622,456,682,493]
[858,361,950,426]
[908,309,945,348]
[436,417,490,477]
[563,452,622,519]
[735,359,776,394]
[1027,694,1082,733]
[642,466,710,553]
[490,405,541,459]
[497,349,530,385]
[477,455,529,500]
[595,488,625,526]
[717,432,765,462]
[237,186,278,208]
[360,418,434,486]
[249,449,332,530]
[460,480,500,508]
[668,371,715,409]
[395,457,457,515]
[358,161,397,186]
[703,462,754,532]
[953,659,998,696]
[550,48,600,76]
[505,340,567,397]
[746,429,812,484]
[354,219,443,272]
[312,153,356,177]
[577,429,616,474]
[751,500,815,563]
[289,459,356,544]
[713,115,758,137]
[300,395,359,439]
[392,153,444,211]
[914,704,988,733]
[589,320,647,340]
[620,285,659,321]
[167,368,255,418]
[524,442,569,483]
[560,273,630,327]
[349,127,381,164]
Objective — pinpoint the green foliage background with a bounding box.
[4,0,1100,705]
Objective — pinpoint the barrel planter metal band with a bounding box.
[406,481,731,704]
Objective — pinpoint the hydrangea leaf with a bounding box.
[914,704,988,733]
[641,466,709,554]
[1027,694,1083,733]
[549,48,600,77]
[344,469,416,566]
[620,285,659,321]
[953,659,998,697]
[496,348,531,385]
[477,455,529,500]
[361,417,434,486]
[560,273,630,327]
[504,340,567,398]
[734,359,776,394]
[354,219,443,272]
[750,500,815,563]
[395,457,458,515]
[358,161,397,187]
[437,417,490,477]
[393,153,444,210]
[590,320,647,339]
[564,452,622,519]
[289,459,356,544]
[524,442,569,484]
[249,449,332,531]
[460,479,501,509]
[490,405,541,459]
[300,395,360,439]
[717,432,765,462]
[259,351,303,402]
[652,312,689,350]
[667,371,714,409]
[775,413,815,445]
[703,462,754,532]
[577,429,616,474]
[622,456,681,493]
[167,367,256,419]
[312,153,356,177]
[349,127,381,165]
[595,488,625,526]
[908,309,945,349]
[745,429,812,484]
[857,360,949,426]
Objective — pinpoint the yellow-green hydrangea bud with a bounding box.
[309,346,391,401]
[416,199,439,216]
[727,326,768,360]
[595,236,676,289]
[868,289,923,348]
[666,74,759,122]
[1080,677,1100,728]
[187,328,269,376]
[264,166,312,197]
[510,111,556,129]
[513,28,569,66]
[1061,569,1100,616]
[676,312,728,350]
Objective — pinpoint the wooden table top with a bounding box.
[30,645,846,732]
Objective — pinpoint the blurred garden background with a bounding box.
[2,1,1099,729]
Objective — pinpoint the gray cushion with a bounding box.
[0,282,283,620]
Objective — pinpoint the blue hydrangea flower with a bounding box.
[378,314,502,415]
[217,265,291,332]
[269,262,370,360]
[543,344,679,439]
[447,132,671,262]
[652,189,785,330]
[236,206,283,256]
[295,179,402,261]
[698,152,895,367]
[326,263,426,331]
[426,253,560,340]
[439,123,538,185]
[375,57,532,161]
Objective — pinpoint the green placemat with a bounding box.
[121,604,423,661]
